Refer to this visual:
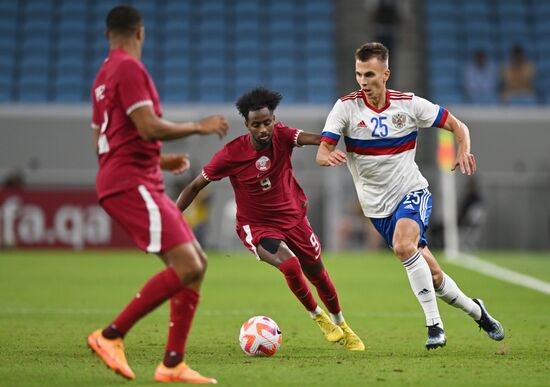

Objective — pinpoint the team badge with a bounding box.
[255,156,271,171]
[392,113,407,129]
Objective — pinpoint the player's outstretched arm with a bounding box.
[297,131,321,146]
[316,141,347,167]
[441,112,476,175]
[176,174,211,212]
[130,105,229,141]
[160,153,190,175]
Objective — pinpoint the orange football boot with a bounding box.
[154,362,217,384]
[87,329,135,380]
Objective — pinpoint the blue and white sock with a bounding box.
[436,273,482,320]
[403,251,443,328]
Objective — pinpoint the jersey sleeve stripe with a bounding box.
[294,129,303,147]
[126,100,153,116]
[432,106,449,128]
[201,169,212,181]
[320,131,340,144]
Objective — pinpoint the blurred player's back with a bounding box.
[92,48,163,200]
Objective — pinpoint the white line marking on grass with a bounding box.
[446,253,550,296]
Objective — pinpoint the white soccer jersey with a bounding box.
[321,89,449,218]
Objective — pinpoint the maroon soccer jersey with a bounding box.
[91,48,164,200]
[202,122,308,230]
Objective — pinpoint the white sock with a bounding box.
[309,305,323,318]
[330,312,344,325]
[403,251,443,328]
[436,273,482,320]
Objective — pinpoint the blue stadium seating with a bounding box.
[425,0,546,104]
[1,0,336,103]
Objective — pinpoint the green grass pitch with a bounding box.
[1,250,550,386]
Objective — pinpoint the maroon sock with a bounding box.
[163,287,200,367]
[305,267,341,314]
[278,257,317,311]
[104,267,183,337]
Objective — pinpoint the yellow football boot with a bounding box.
[312,310,345,342]
[338,322,365,351]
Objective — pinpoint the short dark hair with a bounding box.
[355,42,389,64]
[106,5,143,35]
[235,87,282,120]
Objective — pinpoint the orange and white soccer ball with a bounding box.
[239,316,282,357]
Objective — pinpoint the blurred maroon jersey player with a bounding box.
[87,5,228,384]
[177,87,365,351]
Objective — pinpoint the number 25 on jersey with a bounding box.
[370,116,388,137]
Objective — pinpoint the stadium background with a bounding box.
[1,0,549,251]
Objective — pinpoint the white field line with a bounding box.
[446,253,550,296]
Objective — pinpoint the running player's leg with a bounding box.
[372,189,444,349]
[154,240,216,384]
[256,239,345,344]
[88,189,193,380]
[422,247,504,340]
[393,218,445,349]
[256,239,318,313]
[286,218,363,350]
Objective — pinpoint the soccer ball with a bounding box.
[238,316,282,357]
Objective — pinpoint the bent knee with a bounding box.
[393,241,418,260]
[171,259,206,284]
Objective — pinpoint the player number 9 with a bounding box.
[260,178,272,191]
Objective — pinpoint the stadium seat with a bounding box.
[0,78,12,102]
[18,75,50,102]
[162,78,192,103]
[54,78,85,102]
[424,0,455,18]
[430,90,464,105]
[0,13,17,36]
[306,87,334,104]
[234,18,261,35]
[0,0,337,104]
[234,0,260,16]
[234,38,261,54]
[268,1,296,16]
[496,1,527,18]
[60,1,87,15]
[462,0,490,16]
[165,0,191,14]
[0,1,18,17]
[270,38,296,56]
[305,0,333,18]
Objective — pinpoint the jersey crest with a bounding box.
[392,112,407,129]
[255,156,271,171]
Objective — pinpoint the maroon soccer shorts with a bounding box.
[101,185,194,253]
[236,216,322,265]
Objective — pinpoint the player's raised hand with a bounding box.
[197,115,229,139]
[328,149,347,166]
[452,151,476,175]
[160,153,191,175]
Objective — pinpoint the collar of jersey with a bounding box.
[361,89,391,113]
